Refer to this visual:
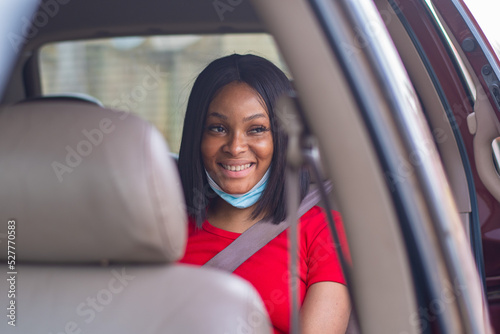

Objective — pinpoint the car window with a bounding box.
[463,0,500,61]
[39,34,286,153]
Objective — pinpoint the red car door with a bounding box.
[433,1,500,331]
[395,0,500,330]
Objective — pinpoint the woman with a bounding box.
[178,54,350,333]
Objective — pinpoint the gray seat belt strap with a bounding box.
[202,181,333,272]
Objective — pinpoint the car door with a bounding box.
[392,0,500,331]
[252,0,492,332]
[431,2,500,332]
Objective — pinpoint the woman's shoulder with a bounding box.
[299,206,332,237]
[300,206,351,262]
[300,206,342,226]
[299,206,345,243]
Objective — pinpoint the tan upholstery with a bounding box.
[18,93,105,106]
[0,101,186,263]
[0,101,271,334]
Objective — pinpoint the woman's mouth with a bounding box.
[220,163,253,172]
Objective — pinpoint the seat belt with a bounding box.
[202,181,332,273]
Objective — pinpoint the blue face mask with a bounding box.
[205,167,271,209]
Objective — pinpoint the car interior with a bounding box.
[0,100,270,333]
[0,0,498,332]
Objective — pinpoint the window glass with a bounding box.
[39,34,286,153]
[463,0,500,60]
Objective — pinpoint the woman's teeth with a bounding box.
[221,163,252,171]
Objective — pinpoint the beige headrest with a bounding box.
[0,101,187,263]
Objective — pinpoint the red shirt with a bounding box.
[179,206,346,333]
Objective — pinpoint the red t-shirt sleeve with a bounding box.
[301,208,347,288]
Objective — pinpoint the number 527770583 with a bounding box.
[7,220,15,271]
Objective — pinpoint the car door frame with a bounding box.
[251,0,490,332]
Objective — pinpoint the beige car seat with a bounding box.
[0,100,271,334]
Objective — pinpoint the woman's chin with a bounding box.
[222,187,251,195]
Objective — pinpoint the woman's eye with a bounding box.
[208,125,226,133]
[249,126,269,134]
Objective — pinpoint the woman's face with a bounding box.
[201,82,274,195]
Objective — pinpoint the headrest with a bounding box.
[19,93,104,107]
[0,101,187,264]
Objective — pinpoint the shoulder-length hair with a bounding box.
[178,54,309,226]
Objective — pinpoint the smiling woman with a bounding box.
[178,54,302,227]
[202,82,274,206]
[177,54,351,334]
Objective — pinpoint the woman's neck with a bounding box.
[207,198,264,233]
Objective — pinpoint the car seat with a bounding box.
[17,93,105,106]
[0,100,271,334]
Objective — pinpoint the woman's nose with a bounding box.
[223,131,247,155]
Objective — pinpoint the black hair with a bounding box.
[178,54,309,226]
